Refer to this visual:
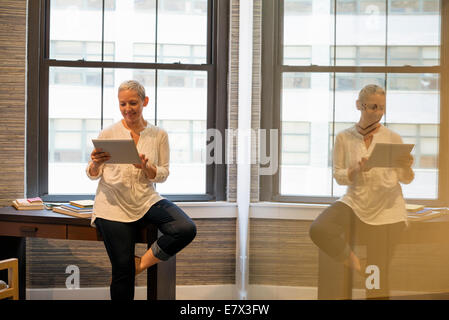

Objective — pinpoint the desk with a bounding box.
[0,207,176,300]
[318,215,449,300]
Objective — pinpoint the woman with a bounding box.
[86,80,197,300]
[309,84,414,299]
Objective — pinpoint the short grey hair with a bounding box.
[358,84,385,102]
[118,80,146,101]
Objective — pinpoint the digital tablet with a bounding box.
[365,143,414,168]
[92,139,141,164]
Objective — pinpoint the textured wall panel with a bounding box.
[0,0,26,206]
[26,218,236,288]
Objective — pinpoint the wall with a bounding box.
[27,218,236,288]
[0,0,26,206]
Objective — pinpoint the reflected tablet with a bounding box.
[92,139,141,164]
[365,143,414,168]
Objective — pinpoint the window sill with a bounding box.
[176,201,237,218]
[249,201,327,221]
[177,201,326,220]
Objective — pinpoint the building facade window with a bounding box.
[134,0,208,14]
[331,0,439,14]
[281,121,311,165]
[52,0,116,10]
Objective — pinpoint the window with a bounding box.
[262,0,446,205]
[330,45,439,67]
[27,0,228,201]
[133,43,207,88]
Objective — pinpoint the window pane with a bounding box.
[157,0,208,64]
[282,135,310,153]
[335,1,386,66]
[134,0,156,10]
[104,0,156,63]
[284,0,313,15]
[423,0,440,13]
[54,132,82,149]
[283,72,311,89]
[156,70,208,194]
[48,67,103,194]
[54,119,82,131]
[387,1,440,66]
[50,67,114,87]
[50,3,103,60]
[390,0,419,13]
[386,73,440,199]
[284,1,335,66]
[281,72,332,196]
[387,124,417,136]
[420,124,438,137]
[53,0,115,10]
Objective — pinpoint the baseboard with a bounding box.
[26,284,237,300]
[247,285,317,300]
[25,284,428,300]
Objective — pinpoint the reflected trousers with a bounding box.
[309,201,406,299]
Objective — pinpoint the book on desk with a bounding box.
[11,196,93,218]
[11,197,44,210]
[407,206,448,222]
[52,206,92,219]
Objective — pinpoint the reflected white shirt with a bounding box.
[334,125,414,225]
[86,120,169,226]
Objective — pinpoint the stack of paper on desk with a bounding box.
[407,208,448,222]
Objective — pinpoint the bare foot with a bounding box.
[344,251,361,273]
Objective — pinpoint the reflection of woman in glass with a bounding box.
[309,84,414,299]
[86,80,197,300]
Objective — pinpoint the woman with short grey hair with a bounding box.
[87,80,197,300]
[309,84,414,299]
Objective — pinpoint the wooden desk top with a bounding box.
[0,206,91,226]
[0,206,153,243]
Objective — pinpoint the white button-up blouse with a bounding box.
[334,125,414,225]
[86,120,169,226]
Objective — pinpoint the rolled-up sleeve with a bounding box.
[148,130,170,183]
[333,134,352,186]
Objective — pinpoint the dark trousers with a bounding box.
[95,199,197,300]
[309,201,405,299]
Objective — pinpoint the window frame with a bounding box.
[27,0,229,202]
[260,0,449,206]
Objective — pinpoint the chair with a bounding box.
[0,258,19,300]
